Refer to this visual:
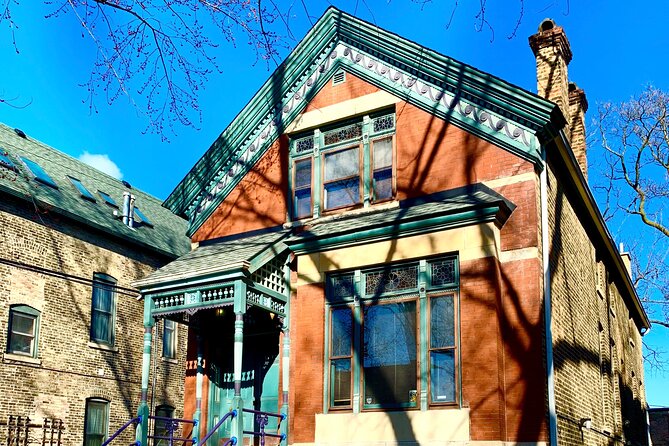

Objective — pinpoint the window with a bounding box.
[68,177,96,202]
[6,305,39,357]
[289,111,395,219]
[326,256,459,411]
[90,273,116,345]
[84,398,109,446]
[162,319,177,359]
[133,207,153,227]
[20,157,58,188]
[153,405,175,446]
[98,191,118,208]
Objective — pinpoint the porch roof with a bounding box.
[134,227,290,290]
[286,183,515,253]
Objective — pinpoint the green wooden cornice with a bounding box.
[163,7,564,237]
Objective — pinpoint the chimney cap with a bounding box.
[528,19,573,64]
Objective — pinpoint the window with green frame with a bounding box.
[289,111,396,219]
[326,256,459,411]
[84,398,109,446]
[90,273,116,345]
[6,304,40,357]
[162,319,177,359]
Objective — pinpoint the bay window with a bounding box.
[290,111,395,219]
[326,256,459,411]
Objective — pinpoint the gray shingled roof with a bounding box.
[0,124,189,258]
[134,228,290,287]
[287,184,515,243]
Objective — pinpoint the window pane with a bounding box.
[430,295,455,348]
[324,148,359,182]
[12,313,35,336]
[93,285,112,312]
[163,320,176,359]
[373,168,393,201]
[363,301,417,407]
[324,178,360,209]
[294,159,312,188]
[9,333,33,355]
[430,350,456,403]
[91,313,111,343]
[295,188,311,218]
[331,308,352,357]
[373,138,392,169]
[331,359,352,407]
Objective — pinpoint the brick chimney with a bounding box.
[569,82,588,179]
[529,19,589,179]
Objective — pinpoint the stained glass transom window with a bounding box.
[430,259,456,287]
[330,273,355,300]
[365,265,418,296]
[323,123,363,146]
[295,136,315,154]
[372,114,395,133]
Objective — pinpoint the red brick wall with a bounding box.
[288,283,325,443]
[192,136,289,243]
[304,73,380,112]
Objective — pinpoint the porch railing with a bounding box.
[242,409,286,446]
[198,409,236,445]
[101,416,140,446]
[147,416,197,445]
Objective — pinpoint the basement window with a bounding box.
[20,157,58,189]
[68,177,96,202]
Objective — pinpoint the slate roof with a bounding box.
[0,124,189,258]
[287,184,515,246]
[134,227,290,288]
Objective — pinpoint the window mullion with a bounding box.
[313,129,322,219]
[362,116,371,207]
[352,269,362,413]
[419,260,428,411]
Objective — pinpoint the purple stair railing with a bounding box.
[198,409,237,446]
[101,416,141,446]
[147,415,197,445]
[242,408,286,446]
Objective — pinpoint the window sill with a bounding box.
[87,341,118,352]
[3,353,41,365]
[161,356,178,365]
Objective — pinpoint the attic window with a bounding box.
[20,157,58,189]
[133,207,153,227]
[68,177,96,202]
[0,150,16,170]
[332,70,346,86]
[98,191,118,208]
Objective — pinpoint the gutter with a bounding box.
[540,145,559,446]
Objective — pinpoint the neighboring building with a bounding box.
[0,124,190,445]
[132,9,650,446]
[650,408,669,446]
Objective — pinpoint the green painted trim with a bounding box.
[287,206,500,254]
[234,281,247,314]
[139,270,247,296]
[166,7,562,233]
[418,261,428,411]
[146,279,239,300]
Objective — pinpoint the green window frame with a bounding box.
[325,255,459,411]
[162,319,177,359]
[289,111,396,220]
[90,273,116,346]
[6,305,40,357]
[84,398,109,446]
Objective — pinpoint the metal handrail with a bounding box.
[241,409,286,446]
[146,415,197,444]
[198,410,237,446]
[101,416,141,446]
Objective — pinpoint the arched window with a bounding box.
[84,398,109,446]
[90,273,116,345]
[7,305,40,357]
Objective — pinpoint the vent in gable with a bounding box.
[332,70,346,86]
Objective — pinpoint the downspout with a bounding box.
[540,147,559,446]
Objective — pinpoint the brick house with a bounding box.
[0,124,190,444]
[132,9,651,446]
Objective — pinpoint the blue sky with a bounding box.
[1,1,668,407]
